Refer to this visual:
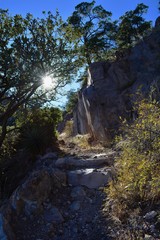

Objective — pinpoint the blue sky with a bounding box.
[0,0,158,23]
[0,0,158,107]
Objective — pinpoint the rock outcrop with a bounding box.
[73,23,160,142]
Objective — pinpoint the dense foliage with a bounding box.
[0,9,73,148]
[108,100,160,218]
[115,4,151,49]
[64,1,116,65]
[17,108,62,155]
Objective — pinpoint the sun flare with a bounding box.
[43,75,53,89]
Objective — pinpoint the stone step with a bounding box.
[67,168,112,189]
[55,151,115,169]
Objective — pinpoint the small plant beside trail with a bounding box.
[107,99,160,220]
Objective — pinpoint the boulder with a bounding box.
[10,170,51,215]
[9,166,67,216]
[0,165,67,238]
[68,168,112,189]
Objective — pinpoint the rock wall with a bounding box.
[73,23,160,142]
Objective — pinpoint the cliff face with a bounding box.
[73,23,160,142]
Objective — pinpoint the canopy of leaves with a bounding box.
[115,4,152,49]
[64,1,116,67]
[0,9,74,148]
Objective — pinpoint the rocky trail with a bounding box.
[0,145,116,240]
[1,143,159,240]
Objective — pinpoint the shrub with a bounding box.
[108,100,160,218]
[20,127,51,155]
[18,107,62,155]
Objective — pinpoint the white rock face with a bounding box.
[68,168,112,189]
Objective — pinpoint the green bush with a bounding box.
[18,107,62,155]
[108,100,160,218]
